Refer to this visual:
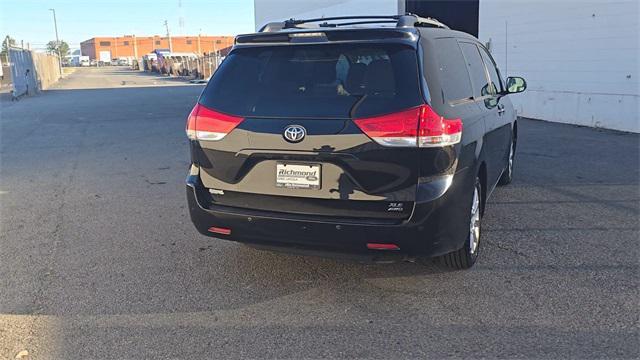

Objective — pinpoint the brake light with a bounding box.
[353,105,462,147]
[186,103,244,141]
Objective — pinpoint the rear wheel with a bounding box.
[438,177,482,270]
[498,137,515,186]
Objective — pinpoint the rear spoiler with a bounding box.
[235,28,418,45]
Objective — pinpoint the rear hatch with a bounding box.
[189,41,424,222]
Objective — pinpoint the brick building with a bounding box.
[80,35,234,60]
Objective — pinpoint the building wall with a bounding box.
[80,36,235,60]
[254,0,402,31]
[479,0,639,133]
[406,0,479,37]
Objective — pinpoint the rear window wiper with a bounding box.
[349,93,368,118]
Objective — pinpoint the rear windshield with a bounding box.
[199,43,422,119]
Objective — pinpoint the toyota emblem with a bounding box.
[283,125,306,143]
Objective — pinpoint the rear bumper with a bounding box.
[186,168,474,259]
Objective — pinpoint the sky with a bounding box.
[0,0,255,51]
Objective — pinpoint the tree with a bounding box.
[1,35,16,56]
[46,40,70,57]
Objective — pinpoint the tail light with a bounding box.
[353,104,462,148]
[208,226,232,235]
[186,103,244,141]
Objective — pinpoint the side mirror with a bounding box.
[505,76,527,94]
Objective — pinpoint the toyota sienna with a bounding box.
[185,14,527,269]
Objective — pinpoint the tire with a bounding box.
[438,177,482,270]
[498,136,515,186]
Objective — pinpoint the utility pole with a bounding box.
[133,34,138,64]
[49,8,63,77]
[164,20,173,52]
[197,31,201,55]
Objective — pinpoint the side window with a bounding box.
[478,46,502,94]
[459,42,490,98]
[434,38,473,102]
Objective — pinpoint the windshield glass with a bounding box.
[199,43,422,119]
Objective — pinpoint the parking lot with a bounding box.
[1,67,638,359]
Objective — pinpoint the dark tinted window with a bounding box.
[459,42,490,98]
[478,46,502,94]
[199,43,422,118]
[434,38,473,102]
[99,41,111,46]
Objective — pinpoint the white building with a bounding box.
[253,0,639,133]
[480,1,639,133]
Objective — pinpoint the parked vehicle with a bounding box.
[150,49,171,73]
[142,53,158,72]
[185,14,526,269]
[79,56,90,66]
[68,55,90,67]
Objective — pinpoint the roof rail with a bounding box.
[259,22,286,32]
[259,14,448,32]
[397,14,450,29]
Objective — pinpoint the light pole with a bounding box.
[164,20,173,52]
[49,8,63,77]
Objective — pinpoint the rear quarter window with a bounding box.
[433,38,473,103]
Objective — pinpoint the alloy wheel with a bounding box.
[507,141,514,177]
[469,184,481,254]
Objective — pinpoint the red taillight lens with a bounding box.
[208,226,231,235]
[418,105,463,147]
[186,103,244,141]
[353,107,421,147]
[353,105,462,148]
[366,243,400,251]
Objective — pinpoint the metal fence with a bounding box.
[9,48,61,98]
[144,53,223,80]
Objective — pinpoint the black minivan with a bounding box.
[186,15,526,269]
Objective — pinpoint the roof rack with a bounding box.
[259,14,449,32]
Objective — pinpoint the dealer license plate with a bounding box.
[276,163,321,190]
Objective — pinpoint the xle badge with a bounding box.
[387,202,404,212]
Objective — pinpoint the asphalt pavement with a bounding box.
[1,67,638,359]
